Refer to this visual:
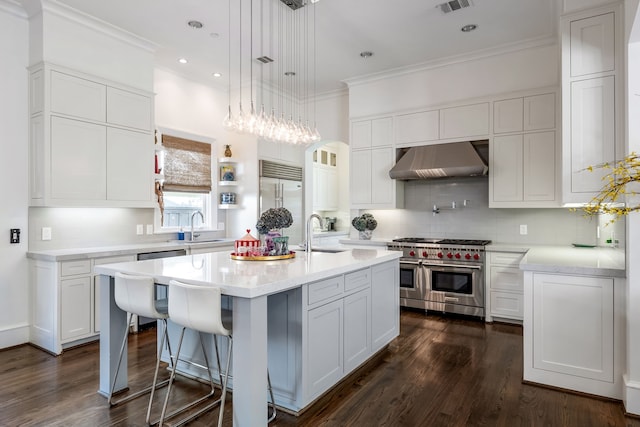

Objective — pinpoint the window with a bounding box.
[155,128,217,231]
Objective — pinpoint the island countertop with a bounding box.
[94,248,401,298]
[520,245,625,278]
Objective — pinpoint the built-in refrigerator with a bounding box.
[259,160,304,245]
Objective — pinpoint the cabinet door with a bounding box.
[524,93,555,131]
[326,169,338,209]
[351,120,372,150]
[106,87,152,131]
[350,150,372,205]
[531,273,614,382]
[307,299,343,399]
[493,98,523,134]
[570,12,615,77]
[51,117,107,200]
[371,261,398,352]
[344,289,371,373]
[60,276,91,341]
[440,103,490,139]
[491,135,523,202]
[371,147,395,205]
[569,76,615,195]
[51,71,106,122]
[371,117,393,147]
[394,111,439,144]
[490,266,523,293]
[106,127,152,202]
[523,131,556,201]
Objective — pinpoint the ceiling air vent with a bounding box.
[437,0,472,14]
[280,0,305,10]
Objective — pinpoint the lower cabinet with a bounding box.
[523,271,625,399]
[60,276,92,341]
[486,251,525,323]
[307,299,344,398]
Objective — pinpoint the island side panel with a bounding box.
[98,274,128,396]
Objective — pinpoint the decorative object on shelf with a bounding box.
[220,192,237,205]
[577,152,640,223]
[256,207,294,254]
[224,144,233,158]
[155,181,164,225]
[222,0,321,145]
[220,164,235,181]
[352,213,377,240]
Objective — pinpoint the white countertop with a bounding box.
[27,239,234,262]
[94,248,401,298]
[520,245,625,278]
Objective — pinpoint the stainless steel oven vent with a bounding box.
[437,0,472,14]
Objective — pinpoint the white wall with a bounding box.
[315,90,349,142]
[0,3,29,348]
[348,43,559,119]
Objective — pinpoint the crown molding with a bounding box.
[0,0,28,18]
[343,35,558,89]
[38,0,158,53]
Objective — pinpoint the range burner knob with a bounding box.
[446,252,453,259]
[465,253,471,260]
[422,251,428,258]
[473,253,480,260]
[409,250,416,257]
[437,252,444,258]
[455,253,461,259]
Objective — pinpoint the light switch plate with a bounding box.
[136,224,144,235]
[42,227,52,241]
[146,224,153,235]
[519,224,528,235]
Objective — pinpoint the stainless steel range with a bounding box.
[386,238,491,318]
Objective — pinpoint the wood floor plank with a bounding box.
[0,309,638,427]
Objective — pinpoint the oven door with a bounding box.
[399,260,424,300]
[425,263,484,307]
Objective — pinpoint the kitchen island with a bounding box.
[94,248,400,426]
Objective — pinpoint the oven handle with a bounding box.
[426,263,482,270]
[400,260,421,266]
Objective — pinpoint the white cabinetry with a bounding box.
[439,103,489,140]
[258,139,305,167]
[29,63,155,207]
[350,117,403,209]
[60,262,92,341]
[486,251,525,323]
[490,91,558,207]
[562,7,622,204]
[394,110,439,145]
[524,272,624,399]
[313,147,338,211]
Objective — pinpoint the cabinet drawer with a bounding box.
[60,260,91,277]
[490,266,523,292]
[345,268,371,292]
[308,275,344,305]
[489,251,524,266]
[490,291,524,320]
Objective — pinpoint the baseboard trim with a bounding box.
[623,375,640,417]
[0,323,29,350]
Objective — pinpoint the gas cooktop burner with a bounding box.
[391,238,491,246]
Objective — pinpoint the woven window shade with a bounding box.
[162,134,212,193]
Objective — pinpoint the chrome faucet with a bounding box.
[190,210,204,242]
[305,214,323,253]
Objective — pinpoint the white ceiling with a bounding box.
[52,0,559,95]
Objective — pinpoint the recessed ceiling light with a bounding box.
[212,72,222,78]
[210,32,220,39]
[178,58,188,64]
[284,71,296,76]
[461,24,477,32]
[360,51,373,58]
[188,20,203,29]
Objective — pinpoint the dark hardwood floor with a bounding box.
[2,309,638,427]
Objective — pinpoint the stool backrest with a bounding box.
[168,280,231,337]
[114,272,164,319]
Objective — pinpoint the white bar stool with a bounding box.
[160,279,276,427]
[108,272,174,425]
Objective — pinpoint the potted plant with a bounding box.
[256,207,294,254]
[352,213,377,240]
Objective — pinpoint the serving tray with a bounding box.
[230,251,296,261]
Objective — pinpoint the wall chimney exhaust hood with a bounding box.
[389,141,488,180]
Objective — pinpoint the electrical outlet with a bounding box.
[42,227,52,241]
[146,224,153,235]
[519,224,528,235]
[10,228,20,244]
[218,222,225,230]
[136,224,144,235]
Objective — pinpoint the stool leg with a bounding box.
[146,318,170,424]
[267,370,277,423]
[213,334,224,386]
[108,312,132,406]
[198,331,217,395]
[159,326,186,427]
[217,336,233,427]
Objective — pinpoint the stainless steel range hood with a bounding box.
[389,141,488,180]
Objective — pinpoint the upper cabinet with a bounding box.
[29,63,155,207]
[394,110,439,145]
[439,103,490,140]
[349,117,403,209]
[561,6,622,205]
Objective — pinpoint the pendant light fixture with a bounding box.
[224,0,321,145]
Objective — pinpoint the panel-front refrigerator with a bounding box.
[259,161,304,245]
